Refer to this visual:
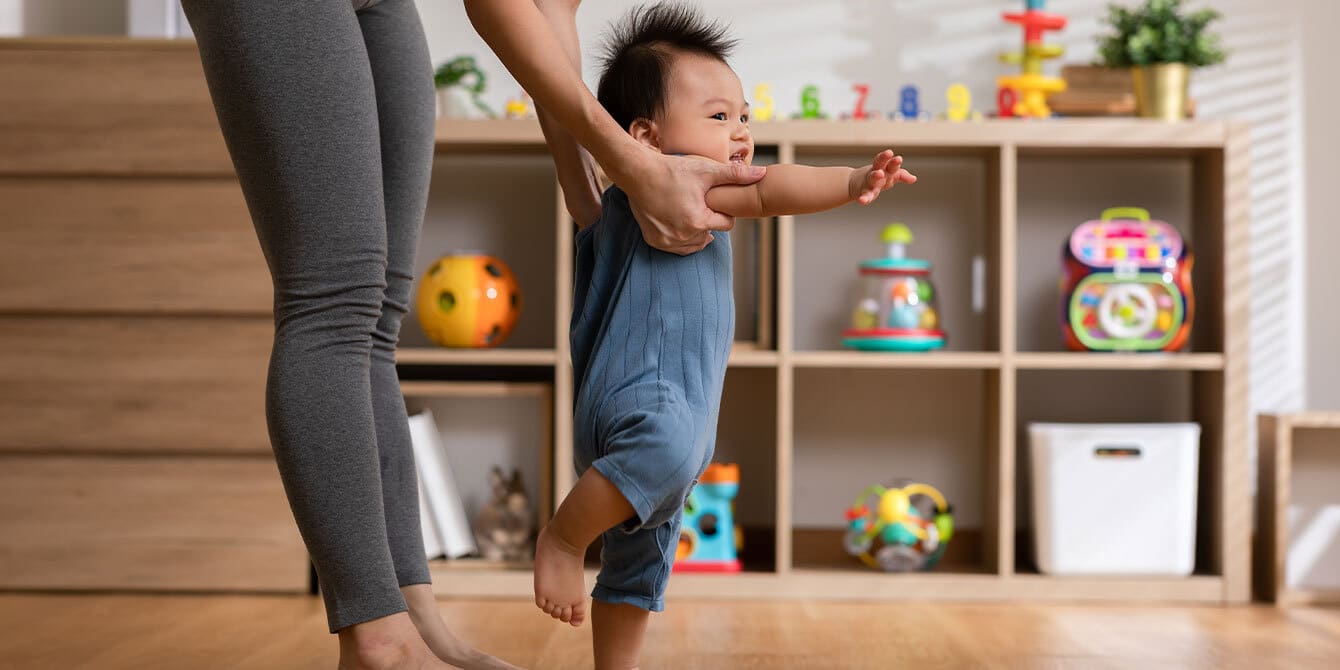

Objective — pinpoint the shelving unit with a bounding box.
[413,118,1249,603]
[1256,412,1340,606]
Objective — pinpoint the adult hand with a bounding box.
[617,148,766,255]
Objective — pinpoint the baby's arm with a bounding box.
[706,150,916,218]
[532,0,602,228]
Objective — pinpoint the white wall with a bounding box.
[1302,0,1340,410]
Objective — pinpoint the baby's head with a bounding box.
[597,3,752,166]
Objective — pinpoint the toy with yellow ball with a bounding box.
[415,254,521,348]
[843,480,954,572]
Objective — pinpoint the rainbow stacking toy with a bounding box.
[997,0,1068,118]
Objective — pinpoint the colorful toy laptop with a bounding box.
[1061,208,1194,352]
[842,223,947,352]
[673,463,742,573]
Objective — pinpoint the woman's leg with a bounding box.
[356,0,435,596]
[180,0,425,644]
[355,2,519,668]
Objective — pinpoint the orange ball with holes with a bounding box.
[415,254,522,348]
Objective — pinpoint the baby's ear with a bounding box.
[629,118,661,151]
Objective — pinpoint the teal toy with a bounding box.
[842,223,947,351]
[673,463,742,573]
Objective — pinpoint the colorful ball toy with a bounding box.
[843,481,954,572]
[674,463,742,573]
[415,254,521,348]
[1061,208,1194,352]
[842,223,946,352]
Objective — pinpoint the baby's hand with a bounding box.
[849,150,917,205]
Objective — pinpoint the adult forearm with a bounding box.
[530,0,602,225]
[464,0,642,181]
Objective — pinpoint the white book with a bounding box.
[126,0,193,38]
[415,459,446,561]
[408,410,477,559]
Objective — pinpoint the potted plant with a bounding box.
[1097,0,1226,121]
[434,55,496,120]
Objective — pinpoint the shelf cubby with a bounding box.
[403,152,558,352]
[1015,151,1225,355]
[790,149,998,354]
[790,367,997,576]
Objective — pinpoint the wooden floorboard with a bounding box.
[1,594,1338,669]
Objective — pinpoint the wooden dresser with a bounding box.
[0,38,308,592]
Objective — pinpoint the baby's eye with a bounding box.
[741,114,749,123]
[710,112,728,121]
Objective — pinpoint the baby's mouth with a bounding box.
[729,149,748,164]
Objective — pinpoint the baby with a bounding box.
[533,3,916,667]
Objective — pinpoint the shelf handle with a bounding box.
[972,255,986,314]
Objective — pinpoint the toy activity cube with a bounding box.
[674,463,742,573]
[1061,208,1194,352]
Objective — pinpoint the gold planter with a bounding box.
[1132,63,1190,121]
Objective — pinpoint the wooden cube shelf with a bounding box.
[1256,412,1340,605]
[415,118,1250,603]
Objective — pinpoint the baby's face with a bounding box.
[649,52,753,165]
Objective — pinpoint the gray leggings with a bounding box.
[181,0,435,632]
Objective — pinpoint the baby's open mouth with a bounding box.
[729,149,748,164]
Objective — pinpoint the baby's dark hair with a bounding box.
[596,2,737,131]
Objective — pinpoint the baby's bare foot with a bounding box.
[533,524,588,627]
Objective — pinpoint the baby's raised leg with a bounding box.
[591,600,651,670]
[534,469,634,627]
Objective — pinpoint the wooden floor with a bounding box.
[2,594,1339,669]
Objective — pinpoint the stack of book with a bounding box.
[408,410,477,560]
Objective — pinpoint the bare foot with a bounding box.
[337,611,460,670]
[403,585,524,670]
[533,524,589,627]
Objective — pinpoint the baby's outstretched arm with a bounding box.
[706,150,916,218]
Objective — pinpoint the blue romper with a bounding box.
[570,185,734,611]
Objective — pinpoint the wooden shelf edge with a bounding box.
[791,351,1002,369]
[1267,412,1340,430]
[0,37,197,51]
[1014,352,1225,371]
[398,346,775,368]
[433,119,1231,151]
[401,381,550,398]
[728,349,779,367]
[1277,589,1340,607]
[428,563,1224,602]
[395,348,557,366]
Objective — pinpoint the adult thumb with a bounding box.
[712,161,766,185]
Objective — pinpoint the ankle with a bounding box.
[337,613,427,670]
[539,523,586,558]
